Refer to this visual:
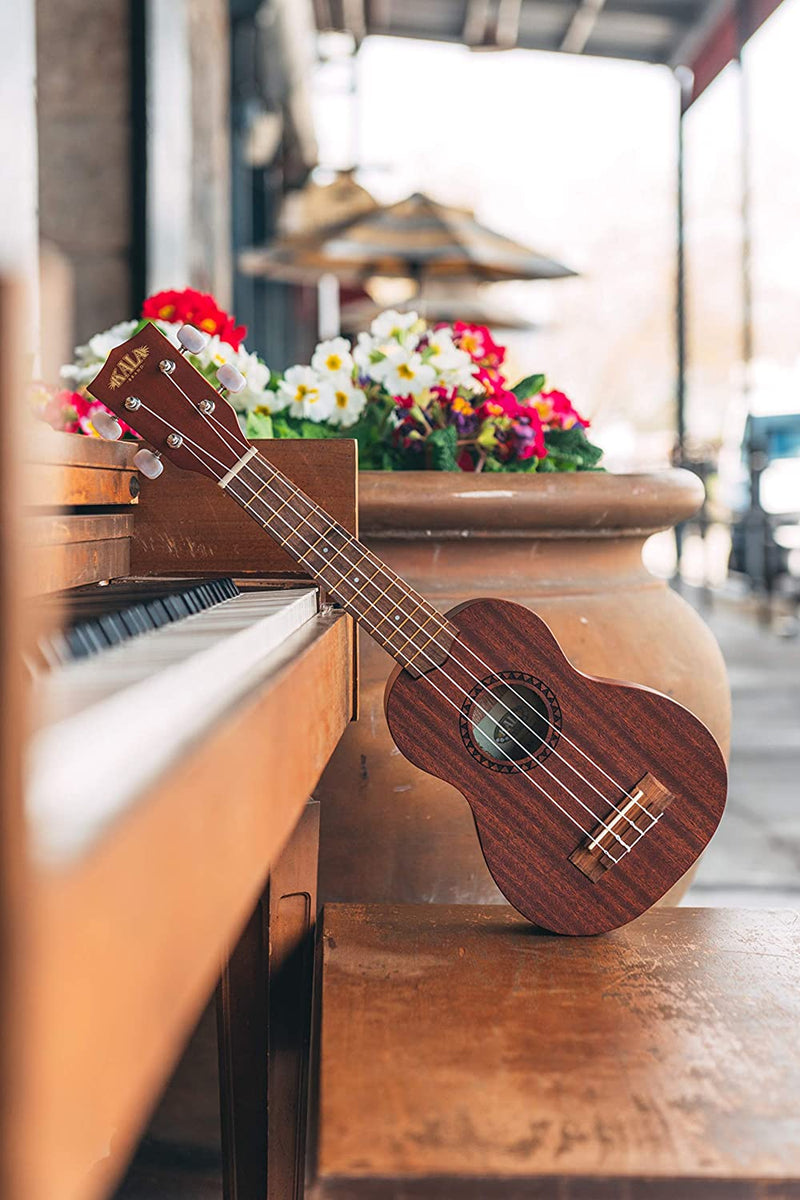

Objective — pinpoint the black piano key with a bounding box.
[41,578,241,668]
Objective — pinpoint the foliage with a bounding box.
[43,290,604,474]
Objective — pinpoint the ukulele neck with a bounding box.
[221,447,454,677]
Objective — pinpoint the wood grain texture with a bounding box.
[27,461,139,508]
[218,800,320,1200]
[312,904,800,1199]
[385,598,727,935]
[130,439,358,579]
[28,514,134,593]
[23,612,353,1200]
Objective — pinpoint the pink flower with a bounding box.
[452,322,506,369]
[513,410,547,460]
[533,389,589,430]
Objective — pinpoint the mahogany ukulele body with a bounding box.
[385,597,727,935]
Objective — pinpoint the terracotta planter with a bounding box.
[316,470,731,910]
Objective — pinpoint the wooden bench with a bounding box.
[310,904,800,1199]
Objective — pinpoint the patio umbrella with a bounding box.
[275,170,377,237]
[238,191,576,289]
[339,291,539,333]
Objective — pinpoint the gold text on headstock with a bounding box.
[108,345,150,390]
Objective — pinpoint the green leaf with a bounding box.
[426,425,459,471]
[511,373,546,401]
[244,409,273,439]
[543,426,605,471]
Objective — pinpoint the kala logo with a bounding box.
[108,345,150,390]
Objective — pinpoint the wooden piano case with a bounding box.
[1,360,358,1200]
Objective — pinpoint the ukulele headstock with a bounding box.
[88,321,250,481]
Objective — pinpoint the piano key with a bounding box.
[28,587,321,865]
[39,577,241,667]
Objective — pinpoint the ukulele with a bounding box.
[89,322,727,935]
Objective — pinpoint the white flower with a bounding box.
[61,319,140,386]
[369,309,421,347]
[187,337,273,413]
[311,336,354,378]
[353,331,379,375]
[327,377,368,428]
[278,365,335,421]
[372,346,436,398]
[424,327,475,377]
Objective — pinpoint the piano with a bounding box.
[1,364,357,1200]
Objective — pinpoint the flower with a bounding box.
[533,389,590,430]
[278,366,334,421]
[61,319,140,387]
[35,385,139,439]
[423,326,477,386]
[512,411,547,460]
[327,378,368,428]
[452,322,505,368]
[372,346,436,398]
[369,309,421,346]
[142,288,247,350]
[311,337,354,378]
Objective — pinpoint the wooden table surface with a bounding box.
[313,905,800,1199]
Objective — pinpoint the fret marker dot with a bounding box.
[354,576,360,583]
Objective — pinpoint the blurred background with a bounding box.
[3,0,799,904]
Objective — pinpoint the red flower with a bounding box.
[457,449,476,472]
[453,322,506,369]
[513,410,547,460]
[142,288,247,351]
[533,389,589,430]
[36,388,139,439]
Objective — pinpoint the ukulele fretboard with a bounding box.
[222,450,455,677]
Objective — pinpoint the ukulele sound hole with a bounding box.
[460,672,562,773]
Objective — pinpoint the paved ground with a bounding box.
[683,597,800,909]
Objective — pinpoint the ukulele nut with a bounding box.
[166,432,183,448]
[198,398,216,414]
[124,396,142,411]
[159,358,176,374]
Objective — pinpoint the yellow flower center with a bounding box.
[397,363,415,381]
[158,304,176,319]
[296,384,317,403]
[460,333,480,354]
[335,391,348,408]
[200,318,217,333]
[325,353,342,371]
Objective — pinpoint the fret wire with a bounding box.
[251,457,449,633]
[230,458,453,662]
[389,611,446,666]
[242,481,270,511]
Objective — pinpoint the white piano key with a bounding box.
[27,587,319,865]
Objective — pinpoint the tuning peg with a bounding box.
[177,324,210,355]
[91,409,123,440]
[132,448,164,479]
[216,362,246,394]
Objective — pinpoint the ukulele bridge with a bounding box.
[569,772,674,882]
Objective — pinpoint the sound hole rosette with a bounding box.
[458,671,562,774]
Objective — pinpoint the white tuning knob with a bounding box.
[91,409,123,440]
[216,362,246,394]
[132,448,164,479]
[177,324,210,355]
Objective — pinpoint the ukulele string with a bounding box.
[138,397,650,855]
[184,392,654,833]
[161,373,649,826]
